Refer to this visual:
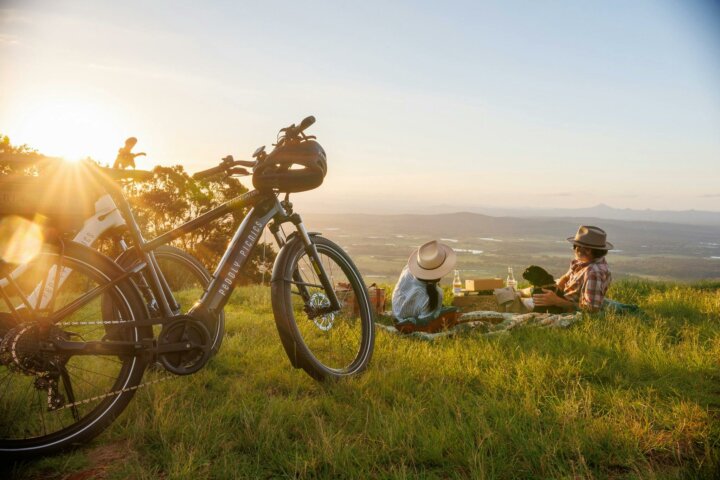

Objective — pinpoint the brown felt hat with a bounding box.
[567,225,614,250]
[407,240,457,280]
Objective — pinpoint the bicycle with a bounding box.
[0,116,375,456]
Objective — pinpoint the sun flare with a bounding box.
[8,96,126,164]
[0,216,44,264]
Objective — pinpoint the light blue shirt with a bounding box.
[391,266,443,320]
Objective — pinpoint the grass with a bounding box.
[6,280,720,479]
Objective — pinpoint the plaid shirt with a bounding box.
[559,257,611,312]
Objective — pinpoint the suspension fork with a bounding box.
[270,222,310,303]
[274,215,342,311]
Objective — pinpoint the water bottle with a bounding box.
[452,269,463,296]
[506,267,517,290]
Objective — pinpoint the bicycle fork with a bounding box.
[271,215,341,314]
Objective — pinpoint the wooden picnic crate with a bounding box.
[464,278,504,291]
[336,282,386,316]
[451,292,501,312]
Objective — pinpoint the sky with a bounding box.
[1,0,719,213]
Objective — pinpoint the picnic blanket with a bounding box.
[378,310,583,341]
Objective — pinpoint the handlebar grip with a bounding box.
[298,115,315,132]
[234,159,257,168]
[192,164,227,180]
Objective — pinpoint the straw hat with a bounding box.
[567,225,614,250]
[407,240,457,280]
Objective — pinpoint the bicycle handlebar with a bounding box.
[192,156,255,180]
[192,115,316,181]
[192,164,228,180]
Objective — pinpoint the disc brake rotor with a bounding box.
[309,292,335,331]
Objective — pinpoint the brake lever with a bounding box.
[252,146,265,158]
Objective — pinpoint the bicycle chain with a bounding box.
[54,374,176,411]
[50,319,179,411]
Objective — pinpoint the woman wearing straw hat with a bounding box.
[392,240,457,320]
[533,225,613,313]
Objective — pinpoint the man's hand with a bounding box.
[533,288,562,306]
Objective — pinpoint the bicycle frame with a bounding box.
[106,179,342,319]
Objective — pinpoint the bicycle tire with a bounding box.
[271,235,375,381]
[0,241,151,456]
[113,245,225,355]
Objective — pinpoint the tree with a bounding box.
[0,134,43,174]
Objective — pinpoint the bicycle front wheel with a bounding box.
[271,235,375,381]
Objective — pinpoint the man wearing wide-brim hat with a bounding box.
[533,225,613,313]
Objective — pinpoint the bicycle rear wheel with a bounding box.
[271,235,375,381]
[0,241,150,456]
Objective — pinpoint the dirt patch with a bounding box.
[52,441,135,480]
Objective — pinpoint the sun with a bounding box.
[7,95,127,164]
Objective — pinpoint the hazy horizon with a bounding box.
[2,1,719,211]
[296,199,720,216]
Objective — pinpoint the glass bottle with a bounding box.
[452,269,463,296]
[506,267,517,290]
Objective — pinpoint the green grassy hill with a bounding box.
[9,281,720,479]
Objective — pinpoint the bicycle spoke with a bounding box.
[6,274,35,312]
[45,247,66,313]
[36,390,48,438]
[59,366,80,422]
[66,363,120,381]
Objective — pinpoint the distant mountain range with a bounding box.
[303,211,720,255]
[303,201,720,226]
[418,203,720,227]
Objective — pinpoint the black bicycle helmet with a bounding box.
[252,140,327,193]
